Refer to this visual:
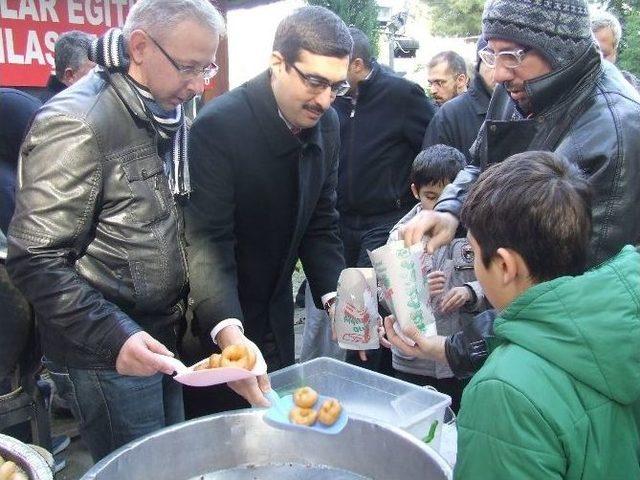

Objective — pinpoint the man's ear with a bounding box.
[62,68,75,86]
[495,247,529,285]
[351,58,364,73]
[270,51,285,73]
[410,183,420,200]
[455,74,468,93]
[128,30,148,65]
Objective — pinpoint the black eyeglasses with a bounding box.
[288,63,350,97]
[145,32,219,81]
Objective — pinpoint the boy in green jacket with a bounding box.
[388,150,640,479]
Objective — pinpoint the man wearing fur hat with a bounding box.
[403,0,640,267]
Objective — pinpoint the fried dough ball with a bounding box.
[0,461,16,480]
[220,344,257,370]
[193,353,223,371]
[318,398,342,426]
[209,353,222,368]
[289,407,318,426]
[293,386,318,408]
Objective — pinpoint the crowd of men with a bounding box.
[1,0,639,478]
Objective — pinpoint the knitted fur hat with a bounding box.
[482,0,594,69]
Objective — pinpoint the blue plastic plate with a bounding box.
[263,390,348,435]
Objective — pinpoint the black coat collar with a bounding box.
[523,44,601,116]
[467,74,492,116]
[244,70,325,157]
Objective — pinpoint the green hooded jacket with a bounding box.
[455,246,640,479]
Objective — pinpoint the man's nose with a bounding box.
[492,63,513,83]
[189,75,206,96]
[316,87,333,111]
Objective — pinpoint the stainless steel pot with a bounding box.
[82,409,452,479]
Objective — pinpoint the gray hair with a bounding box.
[54,31,92,81]
[591,9,622,51]
[123,0,226,41]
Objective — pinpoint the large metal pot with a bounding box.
[82,410,452,479]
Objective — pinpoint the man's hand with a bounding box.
[440,286,472,313]
[216,325,271,407]
[400,210,459,253]
[383,315,447,364]
[427,270,447,297]
[115,331,177,376]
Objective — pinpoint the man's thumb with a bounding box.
[144,334,174,357]
[403,324,422,343]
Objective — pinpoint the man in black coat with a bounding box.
[334,28,435,269]
[422,37,496,161]
[183,6,352,412]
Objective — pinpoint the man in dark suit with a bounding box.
[183,6,351,414]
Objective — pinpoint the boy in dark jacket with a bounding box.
[387,151,640,479]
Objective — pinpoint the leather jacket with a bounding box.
[7,69,188,369]
[436,45,640,267]
[445,309,496,379]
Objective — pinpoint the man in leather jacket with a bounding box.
[400,0,640,378]
[6,0,225,462]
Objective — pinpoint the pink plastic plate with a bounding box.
[170,346,267,387]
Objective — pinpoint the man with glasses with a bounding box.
[403,0,640,269]
[427,51,469,106]
[7,0,225,461]
[182,6,352,415]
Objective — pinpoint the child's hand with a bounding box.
[440,286,472,313]
[427,270,446,297]
[378,317,393,349]
[383,316,447,363]
[356,316,386,362]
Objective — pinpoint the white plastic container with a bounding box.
[269,357,451,452]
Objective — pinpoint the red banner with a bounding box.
[0,0,134,87]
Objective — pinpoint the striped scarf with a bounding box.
[89,28,190,196]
